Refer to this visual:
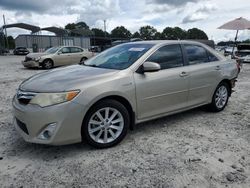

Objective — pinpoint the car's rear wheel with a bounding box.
[82,99,130,148]
[42,59,53,69]
[208,82,230,112]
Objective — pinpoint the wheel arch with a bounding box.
[219,79,232,96]
[81,56,88,60]
[82,95,135,133]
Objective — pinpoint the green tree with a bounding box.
[242,39,250,43]
[75,22,89,29]
[154,32,162,40]
[7,36,15,49]
[65,21,90,36]
[139,25,157,40]
[91,28,105,37]
[111,26,131,38]
[186,28,208,40]
[132,31,141,38]
[65,22,89,30]
[65,23,76,30]
[162,27,186,40]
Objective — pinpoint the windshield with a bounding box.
[237,45,250,51]
[45,47,60,54]
[84,43,154,70]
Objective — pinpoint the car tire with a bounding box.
[79,57,88,64]
[208,82,230,112]
[82,99,130,148]
[42,59,53,69]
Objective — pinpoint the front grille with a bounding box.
[24,56,32,62]
[16,90,36,105]
[16,118,29,135]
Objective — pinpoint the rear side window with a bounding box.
[184,44,219,65]
[184,44,208,65]
[146,44,184,69]
[70,47,83,53]
[207,51,219,62]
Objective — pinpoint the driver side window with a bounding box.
[146,44,184,70]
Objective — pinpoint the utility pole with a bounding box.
[104,20,106,38]
[3,14,9,50]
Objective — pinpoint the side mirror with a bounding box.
[142,61,161,72]
[57,51,62,55]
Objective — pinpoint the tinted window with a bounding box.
[146,44,183,69]
[185,44,209,65]
[61,47,70,53]
[207,51,219,62]
[71,47,83,53]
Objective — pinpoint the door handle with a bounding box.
[215,66,221,70]
[179,71,188,77]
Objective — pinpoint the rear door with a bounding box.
[134,44,189,120]
[70,47,84,64]
[183,44,222,106]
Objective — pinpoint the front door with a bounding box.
[134,44,189,120]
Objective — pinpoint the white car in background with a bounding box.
[22,46,95,69]
[235,43,250,63]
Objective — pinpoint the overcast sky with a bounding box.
[0,0,250,42]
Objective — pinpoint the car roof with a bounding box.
[57,46,84,48]
[128,40,209,46]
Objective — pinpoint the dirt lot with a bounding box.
[0,55,249,188]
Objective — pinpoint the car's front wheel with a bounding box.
[79,57,88,65]
[42,59,53,69]
[82,99,130,148]
[209,82,230,112]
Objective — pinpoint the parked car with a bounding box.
[0,48,9,55]
[89,46,102,53]
[22,46,94,69]
[235,43,250,63]
[13,41,238,148]
[224,46,234,56]
[13,47,29,55]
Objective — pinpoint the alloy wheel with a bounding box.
[88,107,124,144]
[44,60,53,69]
[215,85,228,109]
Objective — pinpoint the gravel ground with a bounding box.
[0,55,249,188]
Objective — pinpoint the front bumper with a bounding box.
[22,60,40,68]
[12,95,86,145]
[238,56,250,63]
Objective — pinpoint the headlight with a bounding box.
[30,90,80,107]
[35,57,41,61]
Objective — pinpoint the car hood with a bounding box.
[26,52,48,58]
[19,65,120,92]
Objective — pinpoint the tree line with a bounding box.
[1,21,210,50]
[65,22,209,40]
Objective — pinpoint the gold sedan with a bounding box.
[22,46,95,69]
